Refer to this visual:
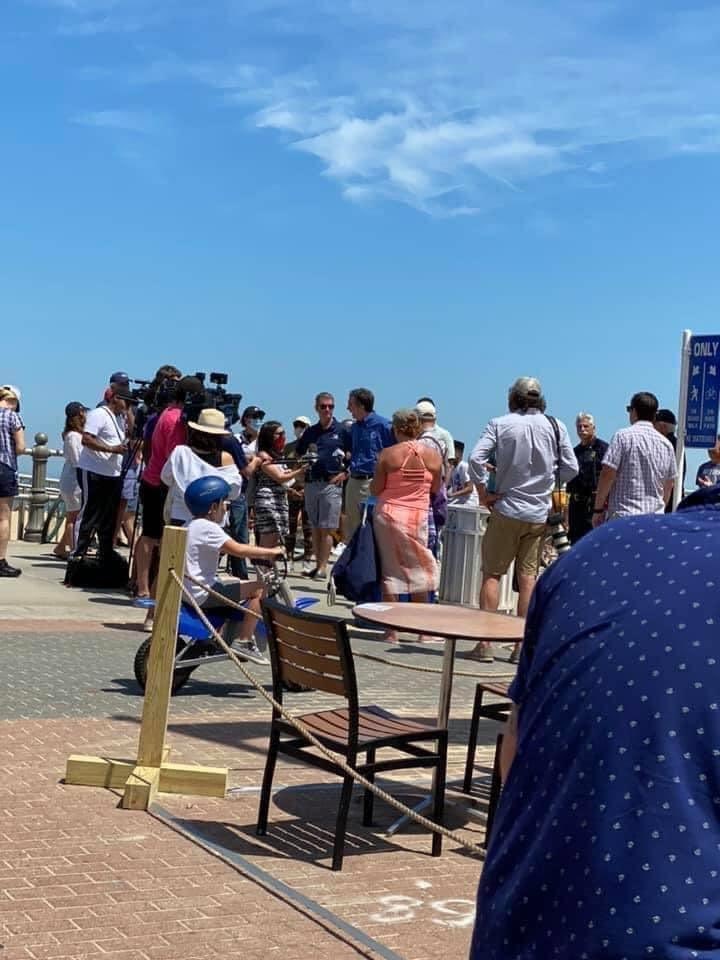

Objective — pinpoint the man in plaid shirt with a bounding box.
[592,391,677,526]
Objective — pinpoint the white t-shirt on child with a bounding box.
[450,460,479,506]
[184,518,230,604]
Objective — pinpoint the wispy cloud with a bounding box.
[55,0,720,215]
[73,109,159,134]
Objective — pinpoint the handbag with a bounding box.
[330,503,381,603]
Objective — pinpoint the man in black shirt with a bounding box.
[655,408,684,511]
[566,412,608,543]
[296,393,351,580]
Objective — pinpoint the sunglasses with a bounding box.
[318,403,335,410]
[626,405,632,412]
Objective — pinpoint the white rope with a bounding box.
[170,569,487,858]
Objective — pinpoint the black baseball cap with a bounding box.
[65,401,88,417]
[109,371,130,385]
[656,409,677,426]
[241,405,265,421]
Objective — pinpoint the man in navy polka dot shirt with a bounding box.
[470,483,720,959]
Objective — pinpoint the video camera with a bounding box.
[184,372,243,427]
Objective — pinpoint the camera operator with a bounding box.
[71,382,134,565]
[134,375,202,607]
[468,377,577,663]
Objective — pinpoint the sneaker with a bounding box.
[234,640,269,665]
[302,564,316,577]
[330,542,346,560]
[0,559,21,578]
[467,642,494,663]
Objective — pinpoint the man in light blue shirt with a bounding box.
[345,387,394,541]
[469,377,577,661]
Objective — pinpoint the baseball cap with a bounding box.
[65,401,88,417]
[656,408,677,426]
[109,371,130,385]
[415,400,437,421]
[242,405,265,421]
[293,415,311,427]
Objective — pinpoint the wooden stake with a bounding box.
[135,526,187,769]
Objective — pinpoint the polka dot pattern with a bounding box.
[470,508,720,959]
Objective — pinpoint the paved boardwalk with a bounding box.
[0,544,517,959]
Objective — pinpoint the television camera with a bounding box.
[184,372,243,428]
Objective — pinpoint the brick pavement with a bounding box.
[0,543,517,959]
[0,710,499,959]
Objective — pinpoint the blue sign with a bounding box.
[685,335,720,448]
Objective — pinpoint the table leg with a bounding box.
[385,635,455,837]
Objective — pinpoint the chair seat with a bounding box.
[285,704,444,749]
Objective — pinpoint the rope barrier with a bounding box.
[182,568,516,680]
[170,569,487,859]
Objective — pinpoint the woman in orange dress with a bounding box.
[370,409,442,642]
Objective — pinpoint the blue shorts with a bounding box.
[0,462,18,499]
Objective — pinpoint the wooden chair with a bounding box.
[463,681,511,845]
[257,598,449,871]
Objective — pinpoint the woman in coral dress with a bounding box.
[370,409,442,642]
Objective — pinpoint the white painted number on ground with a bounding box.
[370,883,475,928]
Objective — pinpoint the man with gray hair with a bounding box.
[469,377,577,662]
[565,412,608,543]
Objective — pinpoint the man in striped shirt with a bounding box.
[592,391,677,526]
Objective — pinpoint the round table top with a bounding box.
[352,602,525,641]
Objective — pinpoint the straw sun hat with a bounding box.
[187,408,229,435]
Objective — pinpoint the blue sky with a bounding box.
[4,0,720,476]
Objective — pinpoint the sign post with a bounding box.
[675,330,720,509]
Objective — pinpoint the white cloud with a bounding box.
[55,0,720,215]
[73,109,159,133]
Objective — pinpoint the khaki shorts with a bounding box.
[482,511,546,578]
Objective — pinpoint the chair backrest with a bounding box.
[261,598,359,706]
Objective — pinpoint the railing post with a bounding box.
[23,433,51,543]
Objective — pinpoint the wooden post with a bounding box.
[136,526,186,768]
[67,523,228,809]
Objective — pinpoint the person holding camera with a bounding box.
[133,375,203,606]
[295,394,351,580]
[469,377,577,663]
[71,382,134,564]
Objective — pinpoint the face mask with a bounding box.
[248,419,263,432]
[273,436,286,453]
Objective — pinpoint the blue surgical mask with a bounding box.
[249,419,263,432]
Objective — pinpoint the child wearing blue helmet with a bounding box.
[183,474,284,664]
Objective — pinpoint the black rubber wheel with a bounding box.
[133,637,194,695]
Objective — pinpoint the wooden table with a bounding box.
[351,602,525,834]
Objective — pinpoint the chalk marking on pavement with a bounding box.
[151,802,407,960]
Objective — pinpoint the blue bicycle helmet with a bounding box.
[184,475,231,518]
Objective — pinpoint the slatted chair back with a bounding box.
[261,598,359,713]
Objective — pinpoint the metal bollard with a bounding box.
[23,433,53,543]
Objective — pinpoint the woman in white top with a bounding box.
[56,401,87,559]
[161,408,242,527]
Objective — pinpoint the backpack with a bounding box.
[419,434,449,529]
[331,506,381,603]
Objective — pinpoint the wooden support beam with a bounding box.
[122,765,161,811]
[136,526,187,768]
[65,756,227,804]
[159,763,227,798]
[65,755,135,789]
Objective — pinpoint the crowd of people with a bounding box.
[8,364,720,957]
